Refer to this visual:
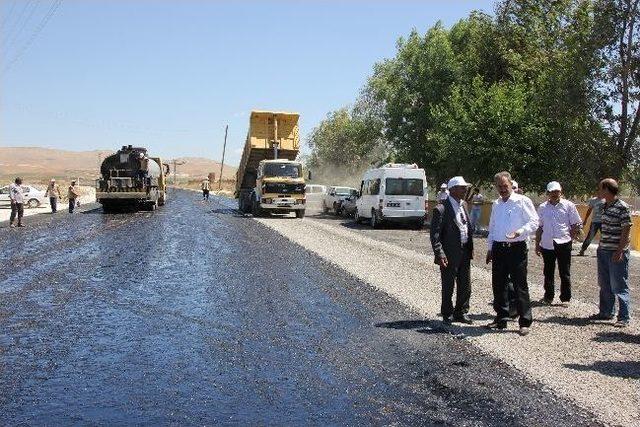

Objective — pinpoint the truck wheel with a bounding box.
[296,209,305,219]
[252,199,262,217]
[333,202,339,216]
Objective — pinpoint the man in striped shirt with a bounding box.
[591,178,632,327]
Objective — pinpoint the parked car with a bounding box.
[339,194,358,218]
[305,184,327,211]
[0,185,48,208]
[323,186,358,215]
[355,163,427,229]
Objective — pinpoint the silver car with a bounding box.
[0,185,48,208]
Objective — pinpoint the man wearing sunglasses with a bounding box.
[430,176,474,325]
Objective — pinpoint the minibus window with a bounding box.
[385,178,424,196]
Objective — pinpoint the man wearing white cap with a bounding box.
[437,183,449,204]
[535,181,582,306]
[44,178,61,213]
[430,176,474,325]
[486,171,538,335]
[512,180,523,194]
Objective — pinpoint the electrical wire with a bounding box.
[1,0,35,48]
[3,0,63,72]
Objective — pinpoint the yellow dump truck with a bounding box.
[235,111,306,218]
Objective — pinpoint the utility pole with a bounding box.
[172,159,186,185]
[218,125,228,190]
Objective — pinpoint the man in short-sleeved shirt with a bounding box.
[591,178,632,327]
[535,181,582,305]
[9,177,25,227]
[578,194,604,256]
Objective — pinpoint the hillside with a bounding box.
[0,147,236,183]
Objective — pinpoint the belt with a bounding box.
[493,241,526,248]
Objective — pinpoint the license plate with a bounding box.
[387,203,400,207]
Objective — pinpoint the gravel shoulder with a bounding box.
[256,213,640,427]
[307,211,639,319]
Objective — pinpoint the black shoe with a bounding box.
[486,320,507,330]
[453,314,473,325]
[442,317,453,325]
[588,313,614,321]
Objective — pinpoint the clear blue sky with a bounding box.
[1,0,495,166]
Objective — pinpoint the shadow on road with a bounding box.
[564,360,640,380]
[593,331,640,344]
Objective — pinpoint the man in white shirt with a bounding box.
[486,171,539,335]
[201,178,211,201]
[9,177,25,228]
[535,181,582,306]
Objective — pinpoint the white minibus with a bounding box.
[355,163,427,228]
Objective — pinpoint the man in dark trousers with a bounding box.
[430,176,474,325]
[486,171,539,336]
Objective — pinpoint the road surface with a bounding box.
[0,189,613,424]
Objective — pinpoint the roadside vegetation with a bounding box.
[306,0,639,196]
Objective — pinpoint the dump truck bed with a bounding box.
[235,111,300,194]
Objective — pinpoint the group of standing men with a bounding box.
[8,177,81,228]
[430,172,632,336]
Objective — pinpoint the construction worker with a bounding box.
[68,180,80,213]
[201,178,211,201]
[45,178,62,213]
[9,177,25,228]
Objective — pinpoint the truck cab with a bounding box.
[254,159,305,217]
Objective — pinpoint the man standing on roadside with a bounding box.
[45,178,62,213]
[470,187,484,233]
[437,183,449,204]
[201,178,211,201]
[578,191,604,256]
[591,178,632,328]
[430,176,474,325]
[535,181,582,306]
[486,171,538,335]
[68,180,80,213]
[9,177,25,228]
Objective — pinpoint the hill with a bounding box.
[0,147,236,184]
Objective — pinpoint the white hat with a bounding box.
[447,176,471,189]
[547,181,562,192]
[512,180,519,190]
[440,183,447,189]
[50,178,55,182]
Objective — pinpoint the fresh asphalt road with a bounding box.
[0,189,599,425]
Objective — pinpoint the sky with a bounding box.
[0,0,495,166]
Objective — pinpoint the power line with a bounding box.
[1,0,19,29]
[2,0,35,48]
[3,0,40,54]
[3,0,63,73]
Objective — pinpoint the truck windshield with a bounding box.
[263,163,301,178]
[385,178,424,196]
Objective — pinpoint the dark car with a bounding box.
[338,191,359,217]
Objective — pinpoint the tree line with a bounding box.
[306,0,639,196]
